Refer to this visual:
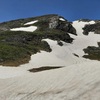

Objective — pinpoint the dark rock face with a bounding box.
[57,41,63,46]
[56,21,76,35]
[29,66,61,73]
[79,19,91,22]
[83,43,100,60]
[83,22,100,35]
[43,32,73,43]
[48,16,76,35]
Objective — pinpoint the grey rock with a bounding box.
[83,22,100,35]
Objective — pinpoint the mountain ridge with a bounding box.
[0,14,100,66]
[0,14,76,66]
[0,14,100,100]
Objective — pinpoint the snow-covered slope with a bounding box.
[0,17,100,100]
[0,61,100,100]
[72,20,95,35]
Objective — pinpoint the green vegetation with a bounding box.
[0,30,52,66]
[0,28,71,66]
[83,23,100,35]
[0,14,74,66]
[0,14,58,29]
[0,27,70,66]
[83,46,100,61]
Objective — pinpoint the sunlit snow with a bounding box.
[59,18,65,21]
[0,20,100,100]
[24,20,38,25]
[10,26,37,32]
[72,20,95,35]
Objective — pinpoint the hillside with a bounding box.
[0,14,76,66]
[0,14,100,100]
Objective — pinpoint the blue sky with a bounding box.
[0,0,100,22]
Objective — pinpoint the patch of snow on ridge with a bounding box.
[24,20,38,25]
[59,18,65,21]
[89,20,95,24]
[72,20,95,36]
[10,26,37,32]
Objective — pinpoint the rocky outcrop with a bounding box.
[83,22,100,35]
[79,19,91,22]
[48,15,76,35]
[83,43,100,60]
[56,21,76,35]
[49,16,59,29]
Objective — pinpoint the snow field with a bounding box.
[0,20,100,100]
[10,26,37,32]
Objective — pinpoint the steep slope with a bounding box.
[0,14,76,66]
[0,15,100,100]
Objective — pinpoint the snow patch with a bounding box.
[24,20,38,25]
[0,33,100,79]
[59,18,65,21]
[10,26,37,32]
[72,20,95,36]
[89,20,95,24]
[71,20,99,56]
[68,33,100,57]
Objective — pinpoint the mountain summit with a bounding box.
[0,14,76,66]
[0,14,100,100]
[0,14,100,66]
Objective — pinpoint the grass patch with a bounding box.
[0,29,72,66]
[0,14,74,66]
[83,46,100,60]
[0,31,51,66]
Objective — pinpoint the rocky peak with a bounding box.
[49,16,59,29]
[47,15,76,35]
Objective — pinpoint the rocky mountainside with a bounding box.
[0,14,100,100]
[0,14,100,66]
[0,14,76,66]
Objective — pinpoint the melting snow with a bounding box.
[59,18,65,21]
[71,21,100,56]
[24,20,38,25]
[10,26,37,32]
[72,20,95,36]
[0,19,100,100]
